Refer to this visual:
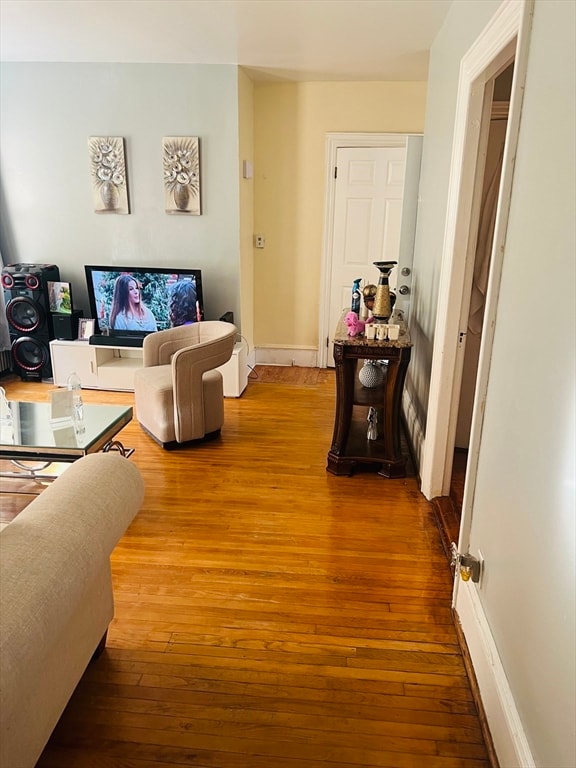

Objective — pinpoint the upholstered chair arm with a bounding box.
[172,328,236,442]
[142,324,202,367]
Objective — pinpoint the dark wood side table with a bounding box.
[327,317,412,478]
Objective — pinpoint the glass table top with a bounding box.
[0,400,133,461]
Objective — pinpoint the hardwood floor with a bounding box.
[2,369,491,768]
[450,449,468,517]
[430,450,468,563]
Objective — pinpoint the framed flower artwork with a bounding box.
[88,136,130,214]
[162,136,201,215]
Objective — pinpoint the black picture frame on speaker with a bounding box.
[48,281,73,315]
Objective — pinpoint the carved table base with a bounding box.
[327,323,412,479]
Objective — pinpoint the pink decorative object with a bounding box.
[345,311,366,337]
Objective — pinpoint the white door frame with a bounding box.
[419,0,534,515]
[317,132,416,369]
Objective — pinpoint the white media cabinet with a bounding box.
[49,338,249,397]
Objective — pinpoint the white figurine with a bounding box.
[367,406,378,441]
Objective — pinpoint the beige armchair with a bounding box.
[134,320,237,448]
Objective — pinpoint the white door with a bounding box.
[395,135,423,318]
[326,146,406,365]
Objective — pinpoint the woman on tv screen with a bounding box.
[109,275,158,332]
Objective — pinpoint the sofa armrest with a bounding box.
[0,453,144,677]
[0,453,144,768]
[1,452,143,557]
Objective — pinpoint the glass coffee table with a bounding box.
[0,400,133,479]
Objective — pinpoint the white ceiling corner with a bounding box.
[0,0,452,81]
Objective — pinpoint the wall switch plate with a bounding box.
[254,234,265,248]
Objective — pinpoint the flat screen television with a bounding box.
[84,265,204,337]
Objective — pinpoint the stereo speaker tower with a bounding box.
[2,263,60,381]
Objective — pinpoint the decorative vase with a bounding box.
[173,183,190,211]
[358,360,384,388]
[372,261,397,322]
[100,181,119,210]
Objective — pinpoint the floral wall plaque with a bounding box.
[163,136,200,215]
[88,136,129,214]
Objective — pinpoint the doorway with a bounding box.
[419,0,533,567]
[427,59,516,555]
[445,70,513,547]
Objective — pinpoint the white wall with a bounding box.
[0,63,241,324]
[413,1,576,765]
[468,1,575,765]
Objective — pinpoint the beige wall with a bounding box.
[253,81,427,351]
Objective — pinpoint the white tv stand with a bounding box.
[49,339,248,397]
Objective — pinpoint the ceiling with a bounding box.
[0,0,452,81]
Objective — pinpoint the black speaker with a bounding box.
[2,263,60,381]
[52,310,83,340]
[219,311,234,324]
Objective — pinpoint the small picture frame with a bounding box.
[78,318,95,341]
[47,281,73,315]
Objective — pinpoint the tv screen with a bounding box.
[84,265,204,337]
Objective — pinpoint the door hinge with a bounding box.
[334,166,338,179]
[326,336,330,348]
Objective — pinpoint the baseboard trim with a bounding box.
[454,582,536,768]
[254,347,318,368]
[452,606,500,768]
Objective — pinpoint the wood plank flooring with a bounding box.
[1,368,491,768]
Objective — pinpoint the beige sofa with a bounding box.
[0,453,144,768]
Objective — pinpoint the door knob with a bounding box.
[398,285,410,295]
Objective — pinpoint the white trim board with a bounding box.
[455,583,536,768]
[255,346,318,368]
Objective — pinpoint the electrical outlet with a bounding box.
[254,234,265,249]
